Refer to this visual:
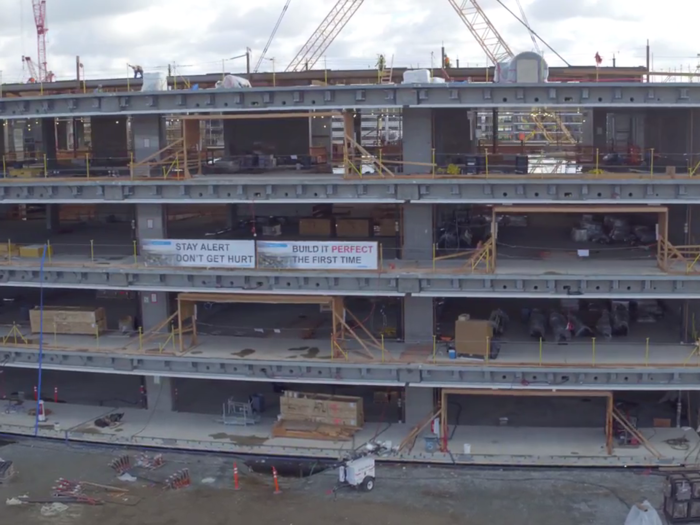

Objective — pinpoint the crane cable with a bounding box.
[493,0,571,66]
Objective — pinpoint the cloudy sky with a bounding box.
[0,0,696,83]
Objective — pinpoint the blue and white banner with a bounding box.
[142,239,256,268]
[257,241,378,270]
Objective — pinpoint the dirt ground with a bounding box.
[0,439,666,525]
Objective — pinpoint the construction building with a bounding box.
[1,0,700,467]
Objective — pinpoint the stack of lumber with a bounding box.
[276,391,364,441]
[30,306,107,335]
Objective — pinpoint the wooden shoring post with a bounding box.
[663,209,669,270]
[178,296,184,354]
[605,392,613,455]
[333,311,375,359]
[612,408,663,458]
[139,311,179,346]
[398,406,442,453]
[441,389,448,450]
[182,119,189,179]
[344,307,383,350]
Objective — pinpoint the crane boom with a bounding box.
[254,0,291,73]
[285,0,365,72]
[513,0,541,55]
[447,0,514,66]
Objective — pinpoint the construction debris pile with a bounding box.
[571,215,656,246]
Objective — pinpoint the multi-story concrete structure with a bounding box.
[1,75,700,466]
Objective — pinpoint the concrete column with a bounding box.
[402,108,432,174]
[46,204,60,232]
[131,115,165,177]
[405,386,434,426]
[225,204,238,229]
[402,204,433,260]
[145,376,174,411]
[136,204,168,330]
[403,296,434,344]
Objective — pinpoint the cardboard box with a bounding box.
[454,319,493,358]
[299,218,332,237]
[280,391,364,428]
[336,219,371,238]
[19,244,53,258]
[30,306,107,335]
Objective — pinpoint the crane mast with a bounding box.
[32,0,51,82]
[285,0,365,72]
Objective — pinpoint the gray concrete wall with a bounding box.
[433,108,472,162]
[402,204,433,260]
[591,109,608,150]
[131,115,165,176]
[405,386,434,426]
[402,108,432,174]
[136,204,168,330]
[404,296,434,344]
[90,116,128,161]
[145,376,174,411]
[223,117,310,157]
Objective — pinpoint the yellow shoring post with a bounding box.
[86,153,90,178]
[592,337,596,366]
[7,240,11,262]
[432,335,437,363]
[539,337,543,366]
[12,322,17,344]
[133,240,138,265]
[379,243,383,273]
[650,148,654,177]
[381,334,385,363]
[138,327,143,352]
[595,148,600,174]
[46,240,51,263]
[43,154,47,178]
[432,148,436,178]
[129,152,134,179]
[645,337,650,366]
[485,336,490,364]
[90,240,95,262]
[485,150,489,176]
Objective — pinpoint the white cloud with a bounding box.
[0,0,697,84]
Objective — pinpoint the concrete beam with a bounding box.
[3,84,700,119]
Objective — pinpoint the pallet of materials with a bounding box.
[271,419,358,441]
[280,391,364,428]
[29,306,108,335]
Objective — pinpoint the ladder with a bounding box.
[379,55,394,84]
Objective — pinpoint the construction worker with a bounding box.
[128,64,144,79]
[377,54,386,72]
[444,55,451,69]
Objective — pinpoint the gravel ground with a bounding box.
[0,439,666,525]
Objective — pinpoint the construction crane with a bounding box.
[514,0,541,55]
[447,0,513,67]
[285,0,364,72]
[31,0,53,82]
[254,0,291,73]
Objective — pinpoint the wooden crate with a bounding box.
[29,306,107,335]
[280,391,364,428]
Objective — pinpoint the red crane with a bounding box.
[31,0,53,82]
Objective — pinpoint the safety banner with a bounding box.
[142,239,256,268]
[256,241,378,270]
